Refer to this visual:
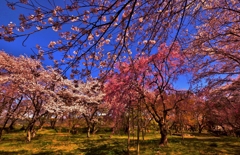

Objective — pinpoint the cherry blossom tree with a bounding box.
[203,76,240,136]
[0,51,37,139]
[105,69,140,153]
[0,87,24,139]
[168,92,208,134]
[139,43,189,146]
[51,79,106,137]
[27,74,105,139]
[188,0,240,91]
[185,1,240,136]
[180,1,240,136]
[105,43,189,146]
[191,96,208,133]
[0,50,65,141]
[0,51,105,141]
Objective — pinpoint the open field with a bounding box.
[0,129,240,155]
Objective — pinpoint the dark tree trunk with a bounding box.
[50,119,57,129]
[127,116,130,154]
[38,118,46,130]
[142,128,145,140]
[0,128,4,140]
[91,123,98,135]
[20,125,25,131]
[9,119,17,130]
[0,116,10,140]
[198,124,203,133]
[38,122,44,130]
[83,113,94,138]
[159,122,168,146]
[70,126,78,134]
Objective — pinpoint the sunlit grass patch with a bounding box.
[0,129,239,154]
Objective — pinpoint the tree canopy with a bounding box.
[1,0,239,79]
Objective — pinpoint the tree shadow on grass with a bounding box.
[0,150,29,155]
[171,136,240,154]
[33,151,74,155]
[128,136,240,155]
[81,144,128,155]
[0,149,77,155]
[74,138,129,155]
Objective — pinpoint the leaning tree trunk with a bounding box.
[9,119,18,130]
[159,122,168,146]
[0,115,12,140]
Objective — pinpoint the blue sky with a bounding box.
[0,1,33,56]
[0,1,190,89]
[0,1,60,67]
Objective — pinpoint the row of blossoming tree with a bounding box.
[0,47,240,147]
[0,51,105,141]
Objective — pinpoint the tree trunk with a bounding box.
[91,123,98,135]
[27,130,31,142]
[87,126,91,138]
[9,119,17,130]
[38,118,45,130]
[159,123,168,146]
[26,126,35,142]
[137,117,140,155]
[127,116,130,155]
[198,124,203,133]
[0,128,4,140]
[50,119,57,129]
[0,116,10,140]
[142,128,145,140]
[26,119,37,142]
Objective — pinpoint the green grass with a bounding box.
[0,129,239,155]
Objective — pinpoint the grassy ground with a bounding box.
[0,129,239,155]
